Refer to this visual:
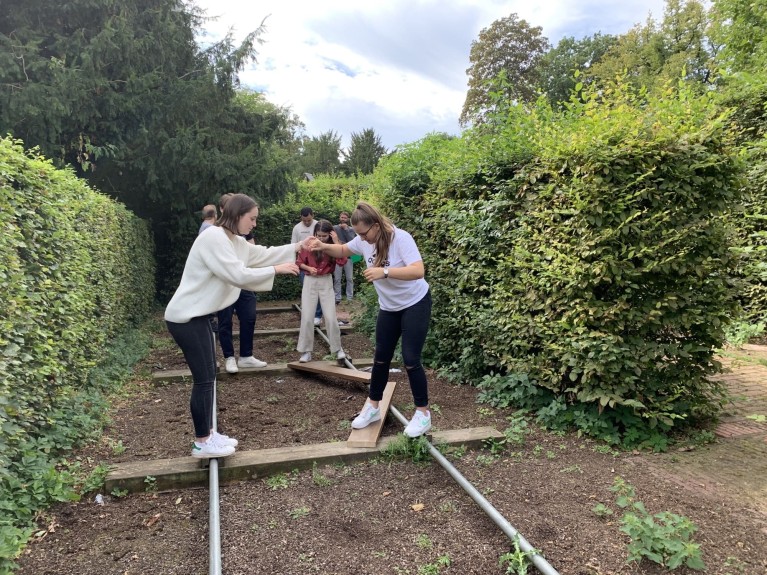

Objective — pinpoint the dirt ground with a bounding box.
[15,303,767,575]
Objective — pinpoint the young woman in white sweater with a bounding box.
[165,194,319,458]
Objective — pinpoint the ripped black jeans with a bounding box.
[369,291,432,407]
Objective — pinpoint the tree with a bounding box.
[0,0,304,297]
[460,14,549,126]
[538,33,617,108]
[299,130,343,176]
[342,128,387,175]
[586,0,715,93]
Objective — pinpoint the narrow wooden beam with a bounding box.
[152,359,374,384]
[346,381,396,448]
[104,426,504,493]
[287,360,372,384]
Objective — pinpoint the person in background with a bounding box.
[165,193,319,458]
[290,207,323,326]
[333,211,356,304]
[295,220,348,363]
[199,204,217,234]
[317,202,433,438]
[216,194,265,373]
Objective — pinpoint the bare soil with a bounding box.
[15,304,767,575]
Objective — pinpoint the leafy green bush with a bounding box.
[0,137,155,569]
[378,81,743,447]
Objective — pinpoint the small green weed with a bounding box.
[80,463,111,494]
[499,536,538,574]
[265,394,280,404]
[289,506,310,519]
[107,438,126,455]
[381,435,431,463]
[312,463,332,487]
[264,472,292,490]
[611,476,705,570]
[560,465,582,474]
[476,406,495,419]
[746,414,766,423]
[337,419,352,430]
[143,476,157,492]
[592,503,613,517]
[416,533,433,549]
[417,555,450,575]
[476,454,497,466]
[110,487,129,498]
[438,500,457,513]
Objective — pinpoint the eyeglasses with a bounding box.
[358,223,376,240]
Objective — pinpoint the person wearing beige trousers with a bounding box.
[296,220,348,363]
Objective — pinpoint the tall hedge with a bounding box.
[377,83,743,447]
[0,137,155,565]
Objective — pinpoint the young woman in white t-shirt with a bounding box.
[319,201,433,437]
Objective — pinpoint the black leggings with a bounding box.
[369,291,432,407]
[166,316,216,438]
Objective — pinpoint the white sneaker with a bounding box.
[313,317,321,326]
[352,402,381,429]
[212,430,238,448]
[225,357,238,374]
[336,350,346,360]
[299,352,312,363]
[238,356,267,368]
[191,437,235,458]
[404,410,432,438]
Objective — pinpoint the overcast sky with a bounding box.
[193,0,668,150]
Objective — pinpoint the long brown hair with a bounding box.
[216,194,258,235]
[351,202,393,267]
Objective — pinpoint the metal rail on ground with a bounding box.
[209,336,222,575]
[295,302,560,574]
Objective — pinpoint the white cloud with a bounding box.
[193,0,668,149]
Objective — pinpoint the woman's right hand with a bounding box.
[274,262,299,276]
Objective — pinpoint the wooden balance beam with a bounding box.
[287,360,371,384]
[287,361,396,448]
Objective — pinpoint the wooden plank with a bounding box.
[287,360,372,384]
[236,325,353,336]
[347,381,397,448]
[152,359,374,384]
[104,426,503,493]
[255,305,296,313]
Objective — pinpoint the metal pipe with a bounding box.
[387,405,559,575]
[209,337,222,575]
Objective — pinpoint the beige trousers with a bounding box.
[297,274,343,354]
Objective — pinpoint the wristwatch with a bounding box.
[383,268,389,279]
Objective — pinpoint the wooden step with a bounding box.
[287,360,372,384]
[152,359,374,384]
[347,381,396,448]
[104,426,505,493]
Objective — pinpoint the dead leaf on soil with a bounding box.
[144,513,161,527]
[382,491,391,497]
[410,503,424,512]
[175,497,182,505]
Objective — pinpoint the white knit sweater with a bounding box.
[164,226,298,323]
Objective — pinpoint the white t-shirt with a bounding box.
[291,220,317,243]
[346,226,429,312]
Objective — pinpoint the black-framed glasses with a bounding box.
[358,223,376,240]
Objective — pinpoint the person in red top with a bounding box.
[296,220,348,362]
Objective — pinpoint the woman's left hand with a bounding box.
[363,267,387,282]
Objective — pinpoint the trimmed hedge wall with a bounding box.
[374,84,744,448]
[0,137,155,565]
